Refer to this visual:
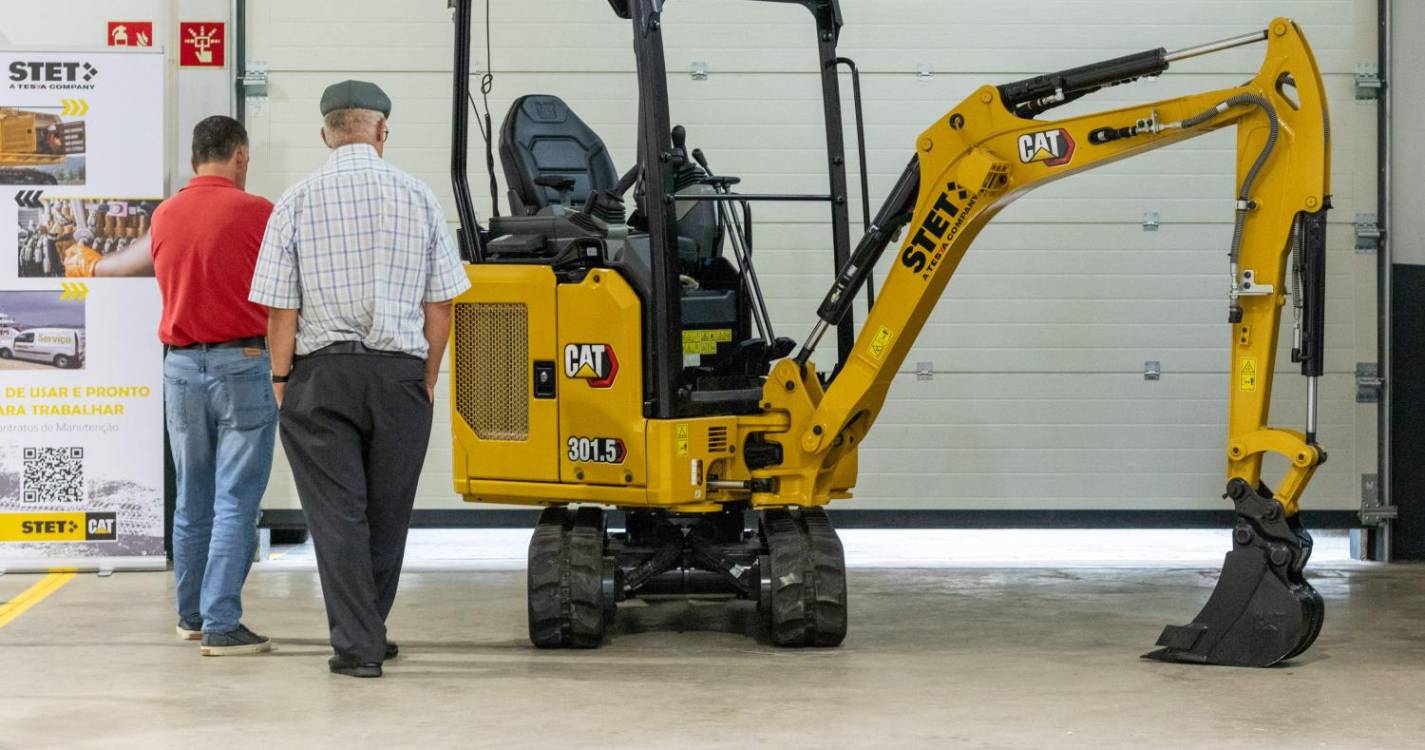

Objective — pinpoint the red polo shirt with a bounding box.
[151,175,274,346]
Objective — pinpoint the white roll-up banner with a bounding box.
[0,49,166,572]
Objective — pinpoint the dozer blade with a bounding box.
[1145,480,1323,667]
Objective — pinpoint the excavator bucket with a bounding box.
[1145,481,1323,667]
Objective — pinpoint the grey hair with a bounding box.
[323,108,383,147]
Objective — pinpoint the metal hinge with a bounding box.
[1359,473,1398,525]
[689,61,709,80]
[1354,213,1381,253]
[1355,362,1382,403]
[915,361,934,381]
[240,61,269,99]
[1355,64,1383,100]
[1141,211,1160,232]
[1143,360,1161,381]
[916,63,933,81]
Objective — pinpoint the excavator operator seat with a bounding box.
[499,94,619,216]
[492,94,757,393]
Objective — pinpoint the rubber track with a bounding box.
[763,508,847,647]
[527,507,608,648]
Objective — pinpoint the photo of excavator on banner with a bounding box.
[447,0,1330,667]
[0,107,86,185]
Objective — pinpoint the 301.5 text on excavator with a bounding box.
[445,0,1329,667]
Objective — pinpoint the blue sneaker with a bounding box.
[200,624,272,656]
[176,617,203,641]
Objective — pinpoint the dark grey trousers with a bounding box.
[278,353,433,663]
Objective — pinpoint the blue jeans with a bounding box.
[165,347,277,633]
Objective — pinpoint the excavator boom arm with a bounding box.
[755,18,1330,667]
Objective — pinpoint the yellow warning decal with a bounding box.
[682,329,733,355]
[0,512,117,542]
[867,325,893,361]
[675,423,690,457]
[1239,357,1258,392]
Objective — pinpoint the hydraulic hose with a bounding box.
[1177,94,1279,322]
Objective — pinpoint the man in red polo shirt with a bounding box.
[151,115,276,656]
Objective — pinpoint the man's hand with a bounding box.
[266,307,299,411]
[422,300,453,408]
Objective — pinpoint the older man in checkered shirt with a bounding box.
[249,80,470,679]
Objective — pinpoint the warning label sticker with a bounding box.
[682,329,733,355]
[1239,357,1258,392]
[675,424,690,457]
[867,326,893,362]
[0,512,117,542]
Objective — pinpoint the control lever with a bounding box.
[671,125,688,167]
[689,146,775,347]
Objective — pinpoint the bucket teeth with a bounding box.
[1145,481,1323,667]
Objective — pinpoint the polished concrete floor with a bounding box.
[2,531,1423,749]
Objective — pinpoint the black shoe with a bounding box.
[384,641,398,661]
[329,655,382,678]
[176,617,203,642]
[200,624,272,656]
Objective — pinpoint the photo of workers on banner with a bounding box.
[17,196,157,278]
[0,290,86,371]
[0,106,87,186]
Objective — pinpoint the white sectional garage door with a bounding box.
[244,0,1377,515]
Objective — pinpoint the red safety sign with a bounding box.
[107,21,154,48]
[179,22,226,68]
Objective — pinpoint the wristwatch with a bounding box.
[271,373,290,384]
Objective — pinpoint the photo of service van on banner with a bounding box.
[0,290,84,371]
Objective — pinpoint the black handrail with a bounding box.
[450,0,485,263]
[835,56,873,307]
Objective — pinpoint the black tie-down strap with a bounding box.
[1144,478,1324,667]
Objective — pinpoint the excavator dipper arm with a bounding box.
[754,18,1330,666]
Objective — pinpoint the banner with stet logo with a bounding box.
[0,49,165,572]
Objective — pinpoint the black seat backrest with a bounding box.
[500,95,618,216]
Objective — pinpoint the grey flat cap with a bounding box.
[320,80,391,118]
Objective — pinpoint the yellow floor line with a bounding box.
[0,572,77,629]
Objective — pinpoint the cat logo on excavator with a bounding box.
[1017,128,1075,166]
[563,343,618,388]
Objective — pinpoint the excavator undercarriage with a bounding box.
[447,0,1331,665]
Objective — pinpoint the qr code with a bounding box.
[23,447,85,504]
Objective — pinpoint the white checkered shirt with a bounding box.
[249,144,471,357]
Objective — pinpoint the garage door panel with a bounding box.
[857,472,1356,507]
[250,0,1372,514]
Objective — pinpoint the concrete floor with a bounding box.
[2,532,1424,749]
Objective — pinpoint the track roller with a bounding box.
[758,507,848,647]
[527,506,617,649]
[1145,480,1323,667]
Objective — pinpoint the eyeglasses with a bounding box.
[382,126,391,141]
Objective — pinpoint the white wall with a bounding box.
[245,0,1378,514]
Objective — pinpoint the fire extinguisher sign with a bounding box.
[178,22,226,68]
[107,22,154,48]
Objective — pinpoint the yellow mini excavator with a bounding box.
[447,0,1330,666]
